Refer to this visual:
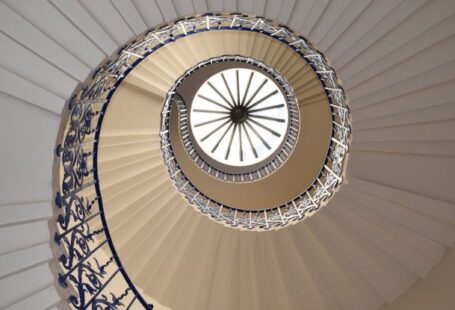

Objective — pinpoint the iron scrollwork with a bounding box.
[53,13,350,309]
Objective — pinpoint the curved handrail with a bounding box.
[166,55,301,183]
[159,16,351,230]
[51,13,351,309]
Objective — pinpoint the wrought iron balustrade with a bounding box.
[52,13,350,309]
[159,15,351,230]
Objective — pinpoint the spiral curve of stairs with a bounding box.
[1,1,455,309]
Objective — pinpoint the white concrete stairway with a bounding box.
[1,0,455,309]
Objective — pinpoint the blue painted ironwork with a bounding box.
[53,13,350,308]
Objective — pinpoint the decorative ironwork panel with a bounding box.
[53,13,351,310]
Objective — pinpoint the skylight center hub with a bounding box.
[231,106,248,123]
[190,65,293,169]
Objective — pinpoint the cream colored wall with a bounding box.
[380,247,455,310]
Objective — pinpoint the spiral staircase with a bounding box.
[1,1,455,310]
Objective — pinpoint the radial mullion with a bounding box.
[194,115,230,128]
[209,80,235,109]
[246,90,278,110]
[211,122,234,153]
[249,104,285,113]
[238,123,243,162]
[241,71,254,106]
[242,123,258,158]
[193,109,230,114]
[243,78,268,107]
[221,73,237,107]
[225,124,237,160]
[248,118,281,137]
[201,119,231,142]
[197,94,231,111]
[249,114,286,123]
[245,120,271,150]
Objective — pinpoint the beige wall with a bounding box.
[380,247,455,310]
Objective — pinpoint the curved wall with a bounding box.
[1,0,455,309]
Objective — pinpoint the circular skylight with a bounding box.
[190,68,289,167]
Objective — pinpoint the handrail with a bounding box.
[159,15,351,230]
[167,55,300,183]
[52,13,350,309]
